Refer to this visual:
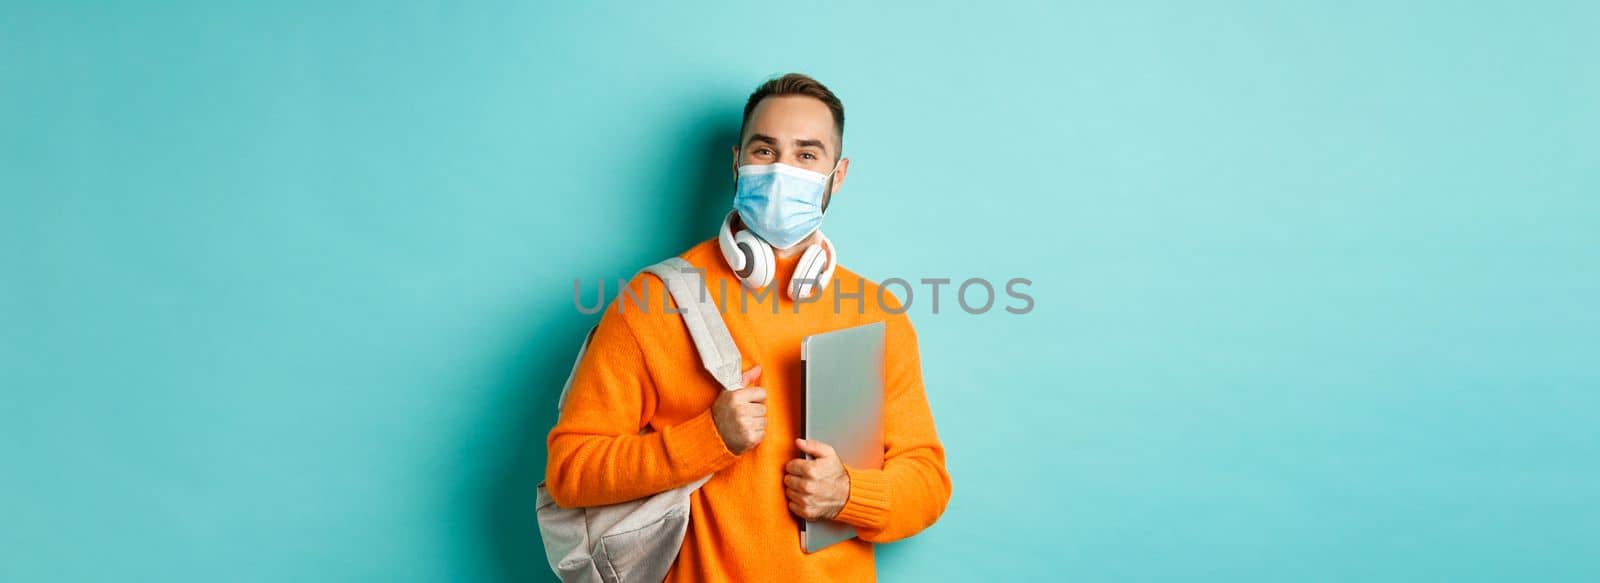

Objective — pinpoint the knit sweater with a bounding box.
[545,238,951,581]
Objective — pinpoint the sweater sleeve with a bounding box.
[543,302,738,508]
[831,311,953,542]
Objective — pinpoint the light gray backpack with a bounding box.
[536,258,744,583]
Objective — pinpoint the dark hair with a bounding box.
[738,73,845,150]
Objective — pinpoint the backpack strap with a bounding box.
[645,258,741,491]
[642,258,744,392]
[556,258,745,412]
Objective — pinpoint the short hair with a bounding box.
[738,73,845,152]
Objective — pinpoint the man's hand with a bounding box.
[784,438,850,521]
[711,365,767,454]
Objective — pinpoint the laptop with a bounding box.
[799,321,886,553]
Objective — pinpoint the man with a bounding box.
[545,73,951,581]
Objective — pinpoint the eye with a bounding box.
[800,152,817,161]
[755,148,774,157]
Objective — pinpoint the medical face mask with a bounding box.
[733,161,838,249]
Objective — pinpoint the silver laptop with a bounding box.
[799,321,886,553]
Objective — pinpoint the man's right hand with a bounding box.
[712,365,767,454]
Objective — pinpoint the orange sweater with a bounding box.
[546,238,952,581]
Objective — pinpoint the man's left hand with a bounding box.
[784,438,850,521]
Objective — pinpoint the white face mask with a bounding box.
[732,162,839,249]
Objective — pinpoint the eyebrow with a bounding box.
[795,138,828,155]
[745,133,831,156]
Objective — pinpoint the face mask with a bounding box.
[733,161,838,249]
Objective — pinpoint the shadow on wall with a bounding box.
[477,102,741,582]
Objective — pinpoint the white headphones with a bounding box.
[718,211,837,301]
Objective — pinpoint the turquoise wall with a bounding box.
[4,2,1597,581]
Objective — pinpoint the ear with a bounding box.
[830,157,850,194]
[821,157,849,212]
[731,146,741,177]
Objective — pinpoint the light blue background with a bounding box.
[4,2,1597,581]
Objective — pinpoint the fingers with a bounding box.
[740,364,762,387]
[735,387,767,403]
[711,373,768,454]
[784,459,824,479]
[784,475,822,518]
[794,438,835,458]
[730,386,766,405]
[731,390,766,430]
[787,501,826,521]
[785,468,836,521]
[783,475,820,493]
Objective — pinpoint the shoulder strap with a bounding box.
[642,258,744,392]
[653,258,741,490]
[557,258,745,412]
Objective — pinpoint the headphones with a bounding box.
[718,211,837,301]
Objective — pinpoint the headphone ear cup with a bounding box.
[789,243,829,301]
[717,211,745,272]
[733,230,774,289]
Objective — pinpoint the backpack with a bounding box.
[535,257,744,583]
